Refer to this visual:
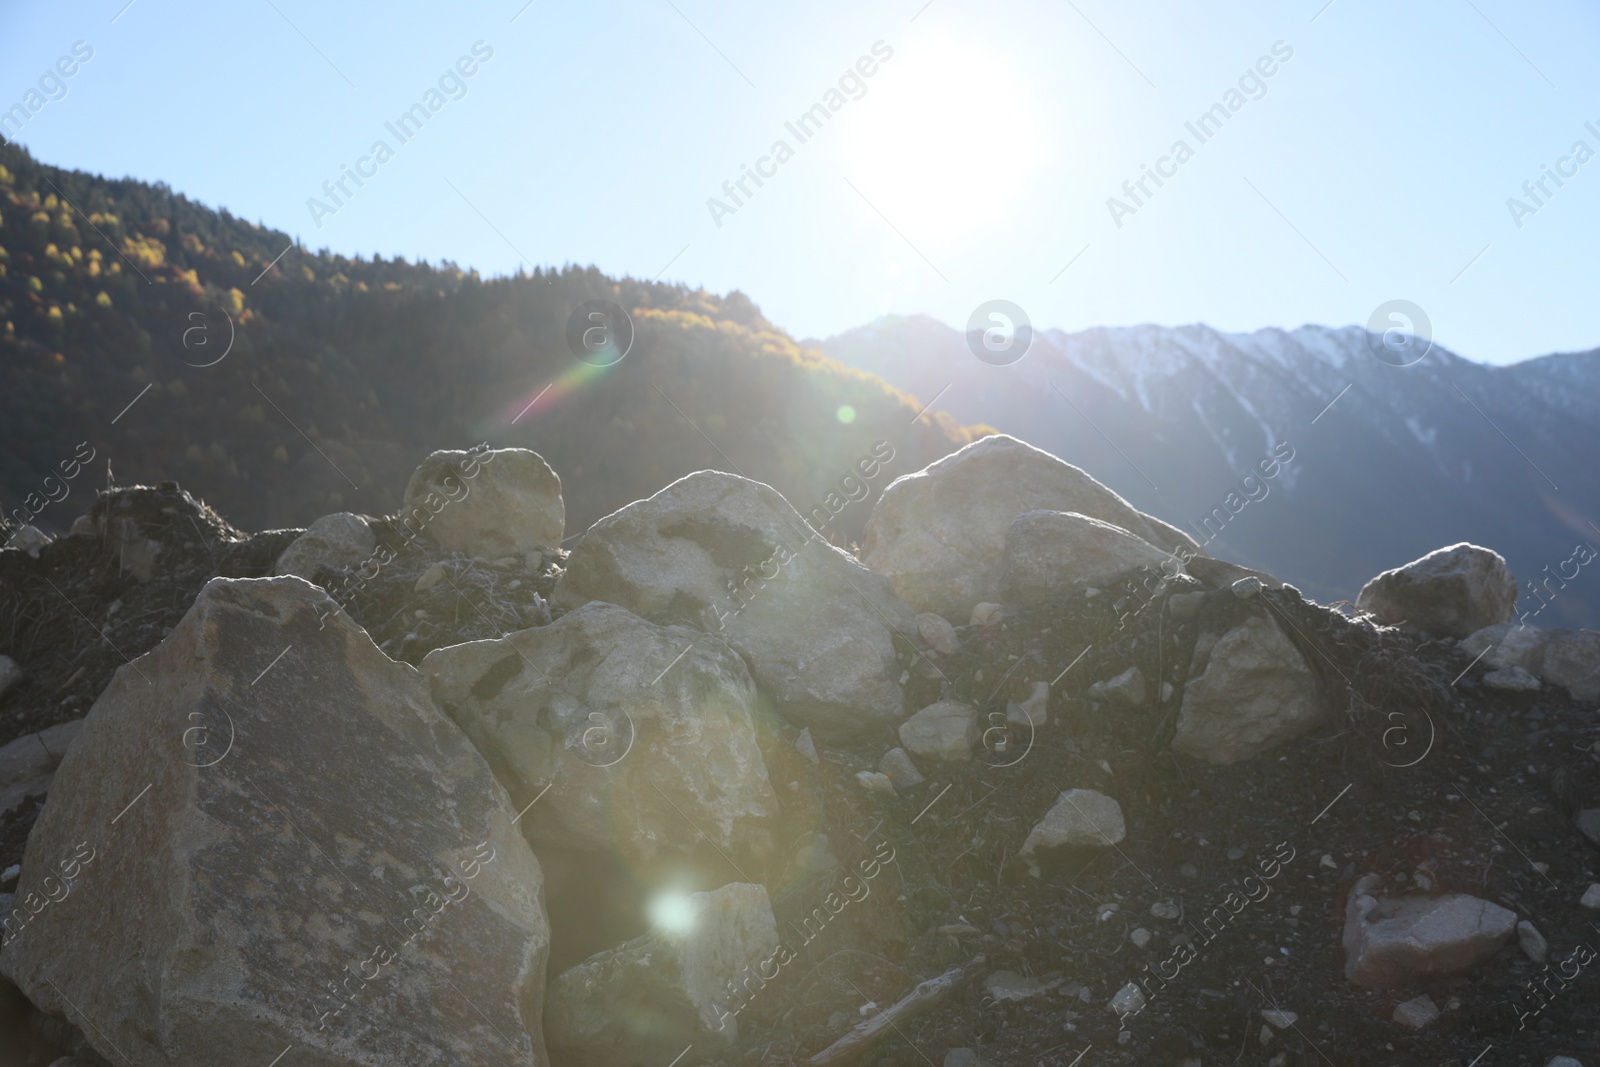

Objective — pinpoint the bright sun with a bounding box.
[842,34,1042,249]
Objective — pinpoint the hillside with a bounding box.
[818,316,1600,628]
[0,144,978,547]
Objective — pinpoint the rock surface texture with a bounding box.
[1173,611,1325,764]
[1356,543,1518,639]
[402,446,564,558]
[557,470,913,737]
[1002,509,1171,609]
[423,601,778,870]
[0,577,551,1066]
[1343,874,1517,988]
[861,435,1198,622]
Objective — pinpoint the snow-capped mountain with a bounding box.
[817,317,1600,627]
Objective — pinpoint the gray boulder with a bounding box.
[545,882,777,1066]
[1343,874,1517,988]
[899,701,978,763]
[0,719,83,820]
[272,511,376,580]
[402,446,564,558]
[0,576,551,1066]
[1020,788,1126,876]
[861,435,1198,622]
[1173,611,1325,764]
[1002,510,1171,608]
[1462,623,1600,701]
[556,471,913,737]
[1356,543,1517,639]
[422,601,779,870]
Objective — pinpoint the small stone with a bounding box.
[1545,1057,1585,1067]
[916,613,960,656]
[1007,681,1049,729]
[1577,809,1600,846]
[1130,927,1151,948]
[856,771,896,797]
[1262,1009,1298,1029]
[970,602,1004,627]
[1392,994,1439,1029]
[1259,1024,1274,1046]
[1087,667,1146,707]
[0,863,19,890]
[1484,666,1541,692]
[1518,919,1549,963]
[1020,789,1126,876]
[1288,905,1303,917]
[795,727,819,765]
[1320,854,1337,869]
[985,969,1061,1001]
[1226,846,1245,860]
[1108,982,1146,1018]
[880,747,925,790]
[1232,576,1264,599]
[899,701,978,763]
[1580,884,1600,910]
[1150,901,1180,921]
[414,561,447,592]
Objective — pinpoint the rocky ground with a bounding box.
[1,436,1598,1067]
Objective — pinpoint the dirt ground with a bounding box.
[2,485,1598,1066]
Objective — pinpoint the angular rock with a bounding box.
[1518,919,1549,963]
[795,727,819,765]
[856,770,896,797]
[880,747,925,790]
[558,470,913,737]
[1342,875,1517,988]
[899,701,977,763]
[423,601,777,870]
[1007,680,1049,728]
[402,446,563,558]
[0,576,550,1066]
[862,435,1198,621]
[0,654,21,700]
[1002,510,1172,609]
[545,882,777,1066]
[1484,666,1540,692]
[1088,666,1147,707]
[1173,611,1324,763]
[1356,543,1517,639]
[1392,994,1439,1029]
[1581,883,1600,910]
[4,525,51,557]
[0,719,83,820]
[1578,810,1600,846]
[917,612,960,656]
[1021,789,1126,876]
[1463,624,1600,701]
[970,602,1004,627]
[272,511,376,580]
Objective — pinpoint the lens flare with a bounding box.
[648,892,697,935]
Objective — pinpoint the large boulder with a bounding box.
[401,446,563,558]
[556,471,913,737]
[1356,543,1517,639]
[0,577,551,1066]
[861,435,1198,621]
[272,511,376,580]
[1173,611,1325,763]
[1343,874,1517,988]
[1002,510,1172,609]
[0,719,82,820]
[545,882,777,1066]
[1462,623,1600,702]
[422,601,779,870]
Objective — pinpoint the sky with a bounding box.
[2,0,1597,365]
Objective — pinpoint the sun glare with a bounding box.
[648,892,697,935]
[842,34,1042,248]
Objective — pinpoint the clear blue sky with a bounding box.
[3,0,1597,364]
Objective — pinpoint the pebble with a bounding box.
[0,864,19,889]
[1261,1009,1298,1029]
[1392,994,1439,1030]
[413,562,446,592]
[1319,854,1337,870]
[1226,846,1245,860]
[795,728,818,765]
[1580,884,1600,910]
[1518,919,1549,964]
[855,771,895,797]
[1130,927,1152,948]
[1150,901,1180,920]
